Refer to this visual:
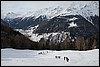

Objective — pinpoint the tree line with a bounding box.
[38,33,99,51]
[1,24,99,50]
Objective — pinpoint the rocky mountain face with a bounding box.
[1,19,9,26]
[35,15,99,35]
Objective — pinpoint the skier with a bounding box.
[64,57,69,62]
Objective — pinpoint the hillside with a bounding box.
[1,22,38,49]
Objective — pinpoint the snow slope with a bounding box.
[1,48,99,66]
[68,22,78,28]
[16,27,70,42]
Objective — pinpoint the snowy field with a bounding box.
[1,48,99,66]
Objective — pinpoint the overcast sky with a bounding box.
[1,1,72,14]
[1,1,98,16]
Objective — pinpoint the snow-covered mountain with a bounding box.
[4,12,22,19]
[2,1,99,43]
[3,1,99,21]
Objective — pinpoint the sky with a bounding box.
[1,1,72,15]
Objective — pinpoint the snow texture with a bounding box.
[1,48,99,66]
[68,22,78,28]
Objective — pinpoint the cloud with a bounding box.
[1,1,71,14]
[1,1,97,15]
